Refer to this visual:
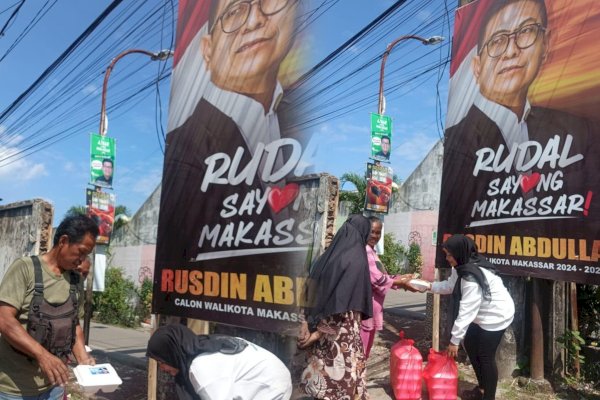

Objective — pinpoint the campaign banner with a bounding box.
[90,134,115,189]
[438,0,600,284]
[86,189,115,245]
[370,113,392,162]
[365,163,393,214]
[153,0,312,333]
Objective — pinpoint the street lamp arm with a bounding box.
[99,48,174,136]
[377,35,444,115]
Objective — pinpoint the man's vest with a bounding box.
[26,256,80,360]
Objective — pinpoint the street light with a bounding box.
[377,35,444,114]
[370,35,443,255]
[98,48,174,136]
[84,48,174,344]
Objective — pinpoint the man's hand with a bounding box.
[77,356,96,366]
[447,343,459,358]
[0,303,70,386]
[72,324,95,366]
[36,351,69,386]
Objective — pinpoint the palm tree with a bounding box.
[339,172,368,215]
[339,171,402,214]
[64,206,87,218]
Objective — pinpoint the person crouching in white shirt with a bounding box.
[147,324,292,400]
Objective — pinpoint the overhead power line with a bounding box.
[0,0,25,37]
[0,0,58,64]
[294,0,408,88]
[0,0,455,171]
[0,0,124,124]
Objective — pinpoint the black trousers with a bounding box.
[463,323,506,400]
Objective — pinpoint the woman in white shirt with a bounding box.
[421,234,514,400]
[146,324,292,400]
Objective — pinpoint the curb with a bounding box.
[90,348,148,371]
[385,308,426,321]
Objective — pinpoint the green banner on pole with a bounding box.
[370,113,392,162]
[90,134,116,188]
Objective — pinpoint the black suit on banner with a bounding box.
[156,99,274,265]
[439,104,599,248]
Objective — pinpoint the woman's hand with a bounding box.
[447,343,459,358]
[393,274,418,292]
[402,278,432,293]
[298,321,310,342]
[297,330,322,349]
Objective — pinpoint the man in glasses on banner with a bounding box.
[157,0,302,263]
[440,0,598,238]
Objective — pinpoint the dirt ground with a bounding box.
[368,311,600,400]
[66,351,148,400]
[67,311,599,399]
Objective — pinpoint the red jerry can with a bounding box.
[422,349,458,400]
[390,331,423,400]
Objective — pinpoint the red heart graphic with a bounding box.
[520,172,540,193]
[268,183,300,214]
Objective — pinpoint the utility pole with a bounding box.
[377,35,444,115]
[372,34,444,254]
[83,48,173,344]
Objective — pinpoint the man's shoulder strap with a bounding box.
[30,255,44,295]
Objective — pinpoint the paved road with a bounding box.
[87,321,151,370]
[383,289,427,320]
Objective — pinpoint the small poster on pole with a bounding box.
[365,163,393,214]
[90,134,115,189]
[370,113,392,162]
[86,189,116,245]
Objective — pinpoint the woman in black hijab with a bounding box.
[419,235,514,400]
[298,214,373,400]
[147,324,292,400]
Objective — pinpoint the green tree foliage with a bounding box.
[64,206,86,218]
[578,284,600,341]
[557,329,586,383]
[112,205,131,231]
[339,172,367,215]
[379,233,407,275]
[93,267,138,327]
[339,171,402,214]
[407,242,423,275]
[136,278,153,323]
[378,234,423,275]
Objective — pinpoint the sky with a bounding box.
[0,0,456,223]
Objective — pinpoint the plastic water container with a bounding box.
[390,331,423,400]
[422,349,458,400]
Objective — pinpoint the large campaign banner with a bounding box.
[438,0,600,284]
[153,0,313,334]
